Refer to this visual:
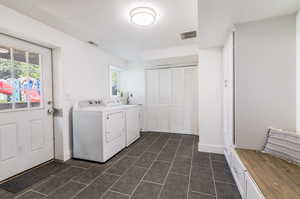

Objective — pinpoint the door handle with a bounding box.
[47,107,54,115]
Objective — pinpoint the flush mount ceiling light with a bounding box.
[0,47,9,54]
[130,7,157,26]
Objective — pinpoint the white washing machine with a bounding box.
[72,99,140,162]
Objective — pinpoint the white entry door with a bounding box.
[0,34,54,181]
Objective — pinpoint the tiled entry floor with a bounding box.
[0,132,241,199]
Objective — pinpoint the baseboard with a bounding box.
[198,143,224,154]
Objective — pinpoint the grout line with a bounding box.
[66,151,129,199]
[50,165,73,177]
[127,134,168,198]
[134,165,151,169]
[70,179,89,186]
[135,134,173,199]
[82,168,124,199]
[31,168,73,196]
[66,165,89,170]
[211,159,227,164]
[141,180,164,186]
[14,189,48,199]
[99,134,164,199]
[68,182,89,199]
[109,190,131,197]
[156,135,184,199]
[168,171,189,177]
[41,178,73,197]
[187,136,196,199]
[29,189,48,196]
[190,190,216,197]
[214,180,235,185]
[209,153,218,199]
[102,171,122,176]
[125,135,160,158]
[153,159,172,164]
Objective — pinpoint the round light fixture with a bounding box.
[0,47,9,54]
[130,7,157,26]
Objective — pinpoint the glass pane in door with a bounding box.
[0,46,43,111]
[0,46,13,110]
[13,49,28,109]
[28,53,41,108]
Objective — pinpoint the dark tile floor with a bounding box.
[0,132,241,199]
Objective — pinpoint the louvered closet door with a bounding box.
[170,68,185,133]
[184,67,198,134]
[146,67,198,134]
[146,70,159,131]
[145,69,171,132]
[157,69,171,131]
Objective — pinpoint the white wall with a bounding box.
[121,61,146,130]
[297,11,300,133]
[198,48,224,154]
[141,45,198,60]
[0,5,127,161]
[235,14,296,149]
[122,61,146,106]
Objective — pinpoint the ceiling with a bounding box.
[0,0,198,61]
[1,0,300,61]
[198,0,300,48]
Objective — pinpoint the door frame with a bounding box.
[0,32,56,162]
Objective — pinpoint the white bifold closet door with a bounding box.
[145,67,198,134]
[170,68,185,133]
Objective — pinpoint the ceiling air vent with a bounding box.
[88,41,98,47]
[180,31,197,40]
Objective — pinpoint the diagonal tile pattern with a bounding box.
[0,132,241,199]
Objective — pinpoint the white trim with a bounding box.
[296,11,300,133]
[198,143,224,154]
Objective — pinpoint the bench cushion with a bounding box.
[262,128,300,166]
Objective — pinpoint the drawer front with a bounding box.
[245,172,265,199]
[224,147,232,167]
[231,149,247,198]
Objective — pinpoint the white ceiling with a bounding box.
[0,0,198,61]
[1,0,300,61]
[198,0,300,48]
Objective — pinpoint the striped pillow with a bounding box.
[262,128,300,166]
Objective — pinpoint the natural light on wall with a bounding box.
[110,66,122,97]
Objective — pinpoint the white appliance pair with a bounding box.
[72,99,140,162]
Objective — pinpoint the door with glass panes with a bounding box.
[0,34,53,181]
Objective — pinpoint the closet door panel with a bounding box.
[158,69,171,105]
[170,68,185,133]
[146,109,159,131]
[170,107,185,133]
[171,68,185,105]
[157,106,169,132]
[146,70,159,105]
[184,67,198,134]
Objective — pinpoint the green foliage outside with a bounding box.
[0,58,40,80]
